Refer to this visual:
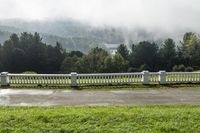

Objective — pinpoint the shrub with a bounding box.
[22,71,37,74]
[172,65,185,72]
[178,65,185,72]
[185,67,194,72]
[139,64,150,72]
[127,67,138,72]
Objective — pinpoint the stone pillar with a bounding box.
[159,71,166,84]
[1,72,9,86]
[71,72,78,87]
[142,71,149,84]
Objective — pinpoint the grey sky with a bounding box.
[0,0,200,33]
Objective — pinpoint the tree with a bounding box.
[24,33,47,73]
[111,53,128,72]
[159,38,177,71]
[181,32,199,53]
[130,41,159,71]
[179,32,200,67]
[9,48,26,72]
[1,39,15,71]
[77,47,109,73]
[60,56,79,73]
[117,44,129,60]
[0,44,3,72]
[103,56,113,72]
[68,51,84,58]
[1,32,66,73]
[104,53,128,73]
[46,45,65,73]
[10,33,19,47]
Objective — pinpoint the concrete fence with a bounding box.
[0,71,200,87]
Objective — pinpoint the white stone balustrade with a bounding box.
[0,71,200,87]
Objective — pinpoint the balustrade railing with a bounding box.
[0,71,199,86]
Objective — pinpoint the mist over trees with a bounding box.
[0,19,179,53]
[0,20,127,52]
[0,32,200,73]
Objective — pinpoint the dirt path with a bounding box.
[0,88,200,106]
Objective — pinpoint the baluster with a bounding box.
[90,75,92,84]
[95,75,97,84]
[109,75,111,84]
[36,76,39,84]
[23,76,26,84]
[78,76,81,84]
[83,76,85,84]
[112,75,115,84]
[64,76,67,85]
[18,76,21,84]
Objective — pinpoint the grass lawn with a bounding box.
[0,105,200,132]
[7,83,200,90]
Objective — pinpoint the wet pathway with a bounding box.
[0,88,200,106]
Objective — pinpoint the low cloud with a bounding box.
[0,0,200,35]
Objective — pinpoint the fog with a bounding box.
[0,0,200,36]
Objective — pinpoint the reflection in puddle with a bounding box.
[110,90,159,94]
[0,89,54,95]
[86,103,111,106]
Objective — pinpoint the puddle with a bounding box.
[86,103,111,106]
[110,90,159,94]
[0,88,199,106]
[1,102,58,106]
[0,89,54,95]
[62,90,72,93]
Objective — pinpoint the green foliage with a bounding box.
[117,44,129,60]
[182,32,200,53]
[180,32,200,66]
[0,105,200,132]
[77,47,109,73]
[139,64,150,71]
[68,51,84,58]
[172,65,185,72]
[1,31,200,73]
[159,38,177,71]
[0,32,65,73]
[22,71,37,74]
[107,53,128,72]
[130,41,159,71]
[185,67,194,72]
[60,56,79,73]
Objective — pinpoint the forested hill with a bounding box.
[0,19,164,52]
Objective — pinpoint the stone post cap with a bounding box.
[159,71,166,74]
[70,72,77,75]
[142,70,149,73]
[1,72,9,75]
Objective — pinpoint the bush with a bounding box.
[179,65,185,72]
[185,67,194,72]
[139,64,150,72]
[127,67,138,72]
[172,65,185,72]
[172,65,178,72]
[192,66,200,71]
[22,71,37,74]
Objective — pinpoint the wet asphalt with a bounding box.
[0,88,200,106]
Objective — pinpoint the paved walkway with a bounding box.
[0,88,200,106]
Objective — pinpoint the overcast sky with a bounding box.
[0,0,200,33]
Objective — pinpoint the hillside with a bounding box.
[0,19,167,52]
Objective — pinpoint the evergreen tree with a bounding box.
[130,41,159,71]
[117,44,129,60]
[159,38,177,71]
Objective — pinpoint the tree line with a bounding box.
[0,32,199,73]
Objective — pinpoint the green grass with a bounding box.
[193,70,200,72]
[0,105,200,132]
